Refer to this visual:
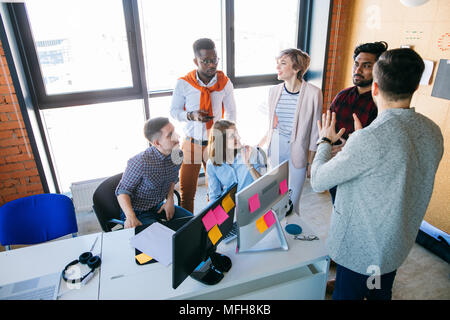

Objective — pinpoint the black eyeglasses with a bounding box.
[199,57,220,65]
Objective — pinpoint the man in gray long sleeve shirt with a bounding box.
[311,48,443,300]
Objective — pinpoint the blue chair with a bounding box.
[0,194,78,250]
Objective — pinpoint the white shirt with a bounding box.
[275,85,299,138]
[170,72,237,141]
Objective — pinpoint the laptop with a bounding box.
[0,272,60,300]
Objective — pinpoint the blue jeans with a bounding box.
[329,186,337,204]
[332,263,397,300]
[120,202,193,225]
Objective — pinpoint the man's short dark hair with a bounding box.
[193,38,216,57]
[353,41,388,61]
[374,48,425,101]
[143,117,169,143]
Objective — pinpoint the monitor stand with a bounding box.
[190,249,232,286]
[238,208,289,253]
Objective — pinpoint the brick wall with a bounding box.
[0,40,43,206]
[322,0,354,110]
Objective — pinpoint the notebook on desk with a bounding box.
[134,216,193,265]
[0,272,60,300]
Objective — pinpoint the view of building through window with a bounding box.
[41,100,147,192]
[234,0,299,76]
[26,0,132,95]
[140,0,223,92]
[23,0,297,192]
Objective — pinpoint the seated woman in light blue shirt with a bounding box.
[206,120,267,202]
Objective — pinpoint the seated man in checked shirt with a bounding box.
[115,117,192,229]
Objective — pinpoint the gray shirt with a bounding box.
[311,108,443,275]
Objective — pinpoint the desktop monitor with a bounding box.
[172,183,238,290]
[236,160,290,253]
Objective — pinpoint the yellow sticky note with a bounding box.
[208,225,223,245]
[256,216,268,234]
[221,194,235,213]
[136,253,152,264]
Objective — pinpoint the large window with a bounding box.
[41,100,147,192]
[12,0,143,109]
[26,0,133,95]
[140,0,223,92]
[234,0,300,77]
[5,0,316,193]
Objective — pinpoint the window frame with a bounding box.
[3,0,318,193]
[8,0,146,110]
[224,0,313,88]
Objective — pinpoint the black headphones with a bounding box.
[62,251,101,285]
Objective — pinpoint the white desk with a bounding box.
[100,215,329,300]
[0,216,329,300]
[0,233,102,300]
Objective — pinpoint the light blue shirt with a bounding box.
[206,149,266,203]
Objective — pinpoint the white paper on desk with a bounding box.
[129,223,175,267]
[420,60,434,85]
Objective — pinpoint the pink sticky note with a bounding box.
[213,205,229,225]
[248,193,260,213]
[202,210,218,231]
[263,210,276,228]
[279,179,288,195]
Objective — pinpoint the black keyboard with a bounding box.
[222,222,238,243]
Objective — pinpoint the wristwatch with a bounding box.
[316,137,332,146]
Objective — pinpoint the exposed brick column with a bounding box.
[0,40,43,206]
[322,0,354,111]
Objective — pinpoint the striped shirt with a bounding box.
[115,146,182,211]
[275,85,299,138]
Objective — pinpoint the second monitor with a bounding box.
[236,160,290,253]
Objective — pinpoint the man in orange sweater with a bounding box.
[170,38,237,213]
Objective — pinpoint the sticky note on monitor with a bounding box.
[279,179,288,195]
[256,216,268,234]
[263,210,276,229]
[248,193,260,213]
[208,225,222,245]
[213,205,229,225]
[221,194,235,213]
[202,210,218,231]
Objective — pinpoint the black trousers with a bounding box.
[332,263,397,300]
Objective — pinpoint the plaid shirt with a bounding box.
[329,86,378,141]
[115,146,182,211]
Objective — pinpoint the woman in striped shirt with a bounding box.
[259,48,323,215]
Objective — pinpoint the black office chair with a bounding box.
[92,173,181,232]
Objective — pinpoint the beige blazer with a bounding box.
[267,81,323,169]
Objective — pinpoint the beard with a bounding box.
[353,76,373,88]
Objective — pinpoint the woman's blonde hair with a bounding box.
[208,120,236,166]
[277,48,311,80]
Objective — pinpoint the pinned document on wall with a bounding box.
[248,193,260,213]
[221,194,235,213]
[431,59,450,100]
[202,210,218,231]
[420,60,434,85]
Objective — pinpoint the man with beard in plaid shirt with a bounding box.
[328,41,388,203]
